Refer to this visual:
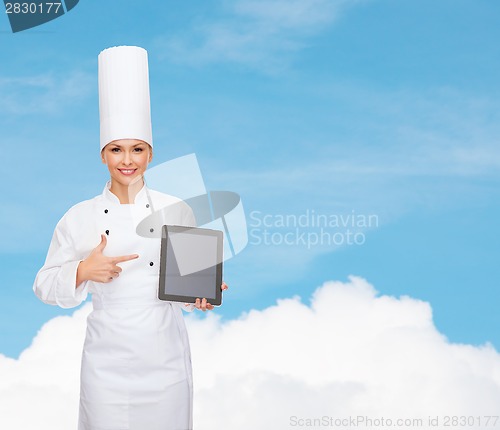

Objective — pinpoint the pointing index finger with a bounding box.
[112,254,139,264]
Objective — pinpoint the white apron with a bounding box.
[34,184,196,430]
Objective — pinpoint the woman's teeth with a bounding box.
[119,169,135,175]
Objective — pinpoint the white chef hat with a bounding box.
[98,46,153,151]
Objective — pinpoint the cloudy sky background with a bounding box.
[1,0,500,428]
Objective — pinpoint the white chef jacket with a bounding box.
[33,182,196,430]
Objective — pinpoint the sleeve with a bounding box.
[33,213,89,309]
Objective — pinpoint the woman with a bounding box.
[33,46,225,430]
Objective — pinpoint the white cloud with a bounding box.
[158,0,355,72]
[189,278,500,428]
[0,305,88,429]
[1,277,500,429]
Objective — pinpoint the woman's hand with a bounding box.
[76,234,139,286]
[194,282,228,311]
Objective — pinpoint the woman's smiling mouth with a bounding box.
[118,169,137,175]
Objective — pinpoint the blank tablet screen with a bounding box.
[158,225,223,305]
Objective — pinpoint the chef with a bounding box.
[33,46,226,430]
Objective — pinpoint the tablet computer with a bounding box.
[158,225,223,306]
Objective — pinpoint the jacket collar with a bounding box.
[102,181,148,205]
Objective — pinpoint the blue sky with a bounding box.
[1,0,499,358]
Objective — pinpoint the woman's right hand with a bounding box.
[76,234,139,286]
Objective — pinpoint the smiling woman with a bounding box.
[32,46,227,430]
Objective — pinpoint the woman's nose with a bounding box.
[122,151,132,165]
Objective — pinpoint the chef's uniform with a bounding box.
[33,46,196,430]
[34,183,196,430]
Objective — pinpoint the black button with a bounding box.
[105,230,109,235]
[104,209,108,214]
[150,228,154,233]
[146,204,150,208]
[149,262,154,266]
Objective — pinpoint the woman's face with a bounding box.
[101,139,153,187]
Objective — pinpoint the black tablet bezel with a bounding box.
[158,225,223,306]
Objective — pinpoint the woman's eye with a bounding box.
[111,148,120,153]
[134,148,143,152]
